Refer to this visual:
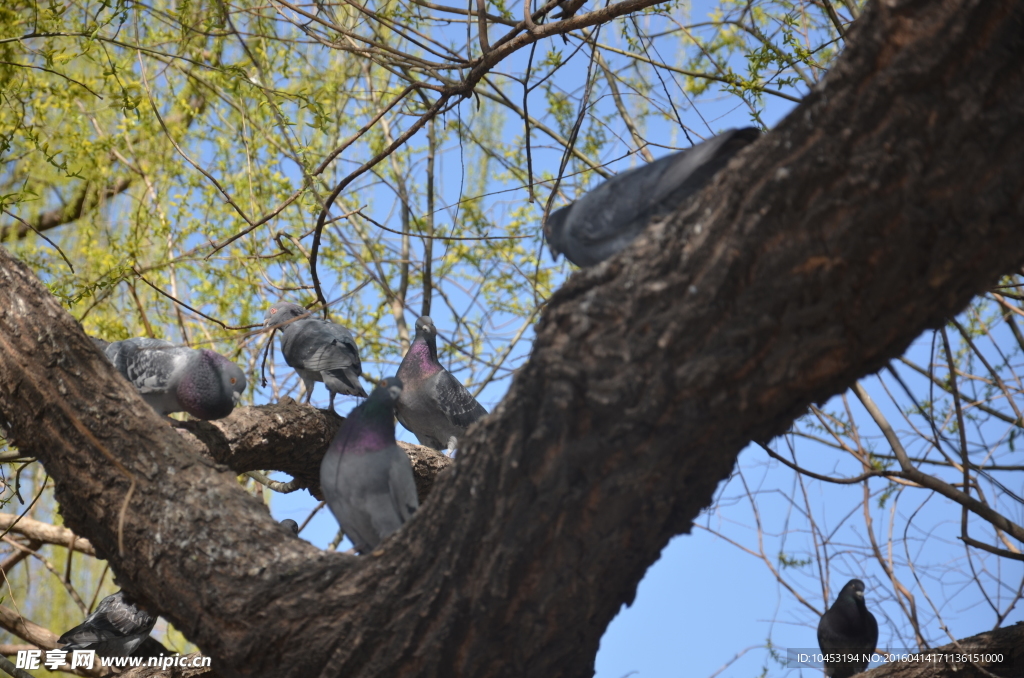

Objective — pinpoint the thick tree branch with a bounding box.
[864,622,1024,678]
[119,655,218,678]
[0,513,96,556]
[0,605,61,650]
[173,399,451,502]
[0,178,132,241]
[0,1,1023,677]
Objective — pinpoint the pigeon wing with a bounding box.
[104,596,156,637]
[59,596,152,647]
[128,349,192,394]
[387,444,419,519]
[106,339,190,394]
[283,321,360,373]
[817,611,844,654]
[431,370,487,429]
[104,338,174,378]
[321,448,378,553]
[59,615,122,647]
[570,154,675,248]
[651,127,760,207]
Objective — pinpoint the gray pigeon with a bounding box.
[320,377,418,553]
[817,579,879,678]
[544,127,761,267]
[58,591,157,658]
[263,302,368,411]
[395,316,487,454]
[280,518,299,536]
[104,338,246,420]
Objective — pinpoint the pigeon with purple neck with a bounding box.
[320,377,418,553]
[263,302,368,412]
[104,337,246,420]
[395,316,487,456]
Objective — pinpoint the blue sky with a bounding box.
[12,0,1022,671]
[262,35,1023,669]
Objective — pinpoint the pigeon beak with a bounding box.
[232,391,242,405]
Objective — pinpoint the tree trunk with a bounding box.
[0,0,1022,676]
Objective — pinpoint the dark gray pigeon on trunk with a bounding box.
[544,127,761,267]
[817,579,879,678]
[395,316,487,455]
[263,302,368,411]
[59,591,157,658]
[320,377,418,553]
[104,338,246,420]
[280,518,299,536]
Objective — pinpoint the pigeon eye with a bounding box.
[230,378,237,384]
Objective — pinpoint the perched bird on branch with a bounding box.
[552,0,585,19]
[104,337,246,420]
[395,316,487,456]
[544,127,761,267]
[263,302,367,411]
[817,579,879,678]
[551,0,585,42]
[59,591,157,658]
[280,519,300,536]
[320,377,418,553]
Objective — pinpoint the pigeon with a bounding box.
[817,579,879,678]
[263,302,368,411]
[552,0,585,19]
[280,518,299,536]
[320,377,418,553]
[58,591,157,658]
[395,316,487,454]
[544,127,761,267]
[104,338,247,420]
[551,0,585,42]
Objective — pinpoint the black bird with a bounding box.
[59,591,157,658]
[817,579,879,678]
[264,302,368,411]
[280,519,299,536]
[320,377,419,553]
[395,317,487,455]
[544,127,761,267]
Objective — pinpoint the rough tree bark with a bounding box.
[0,0,1022,677]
